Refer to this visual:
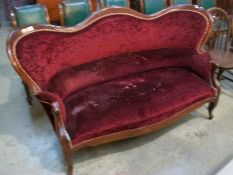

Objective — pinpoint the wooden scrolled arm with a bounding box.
[51,102,60,115]
[51,101,72,148]
[50,101,73,173]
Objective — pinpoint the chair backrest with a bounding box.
[199,0,216,9]
[171,0,192,5]
[12,4,49,27]
[100,0,130,8]
[59,1,92,27]
[140,0,167,14]
[7,6,212,94]
[206,7,230,51]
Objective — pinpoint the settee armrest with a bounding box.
[36,91,67,124]
[188,52,220,97]
[50,101,72,148]
[36,91,72,147]
[189,52,214,83]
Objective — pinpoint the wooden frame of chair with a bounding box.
[207,7,231,51]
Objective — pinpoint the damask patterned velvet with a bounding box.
[16,11,209,92]
[15,9,215,144]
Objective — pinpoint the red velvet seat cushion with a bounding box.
[64,68,215,145]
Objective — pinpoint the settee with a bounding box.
[7,5,220,175]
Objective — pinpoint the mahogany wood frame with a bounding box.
[10,5,50,28]
[7,5,220,175]
[98,0,131,9]
[59,0,94,26]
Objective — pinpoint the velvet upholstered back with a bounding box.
[103,0,129,7]
[8,6,213,97]
[14,4,48,27]
[199,0,216,9]
[60,1,91,27]
[171,0,192,5]
[142,0,167,14]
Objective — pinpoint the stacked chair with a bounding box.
[139,0,167,14]
[59,0,93,27]
[98,0,130,8]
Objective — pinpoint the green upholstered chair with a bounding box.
[59,1,92,27]
[99,0,130,8]
[199,0,216,9]
[11,4,49,27]
[171,0,192,5]
[139,0,167,14]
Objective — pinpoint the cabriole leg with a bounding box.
[208,64,221,120]
[217,68,224,80]
[64,150,73,175]
[22,81,32,106]
[208,99,219,120]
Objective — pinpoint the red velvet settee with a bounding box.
[7,5,220,175]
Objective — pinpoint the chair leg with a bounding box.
[64,151,73,175]
[22,81,32,106]
[208,97,219,120]
[217,68,224,80]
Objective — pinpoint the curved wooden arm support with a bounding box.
[51,102,73,175]
[51,102,72,148]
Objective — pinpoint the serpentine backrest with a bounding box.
[7,5,212,94]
